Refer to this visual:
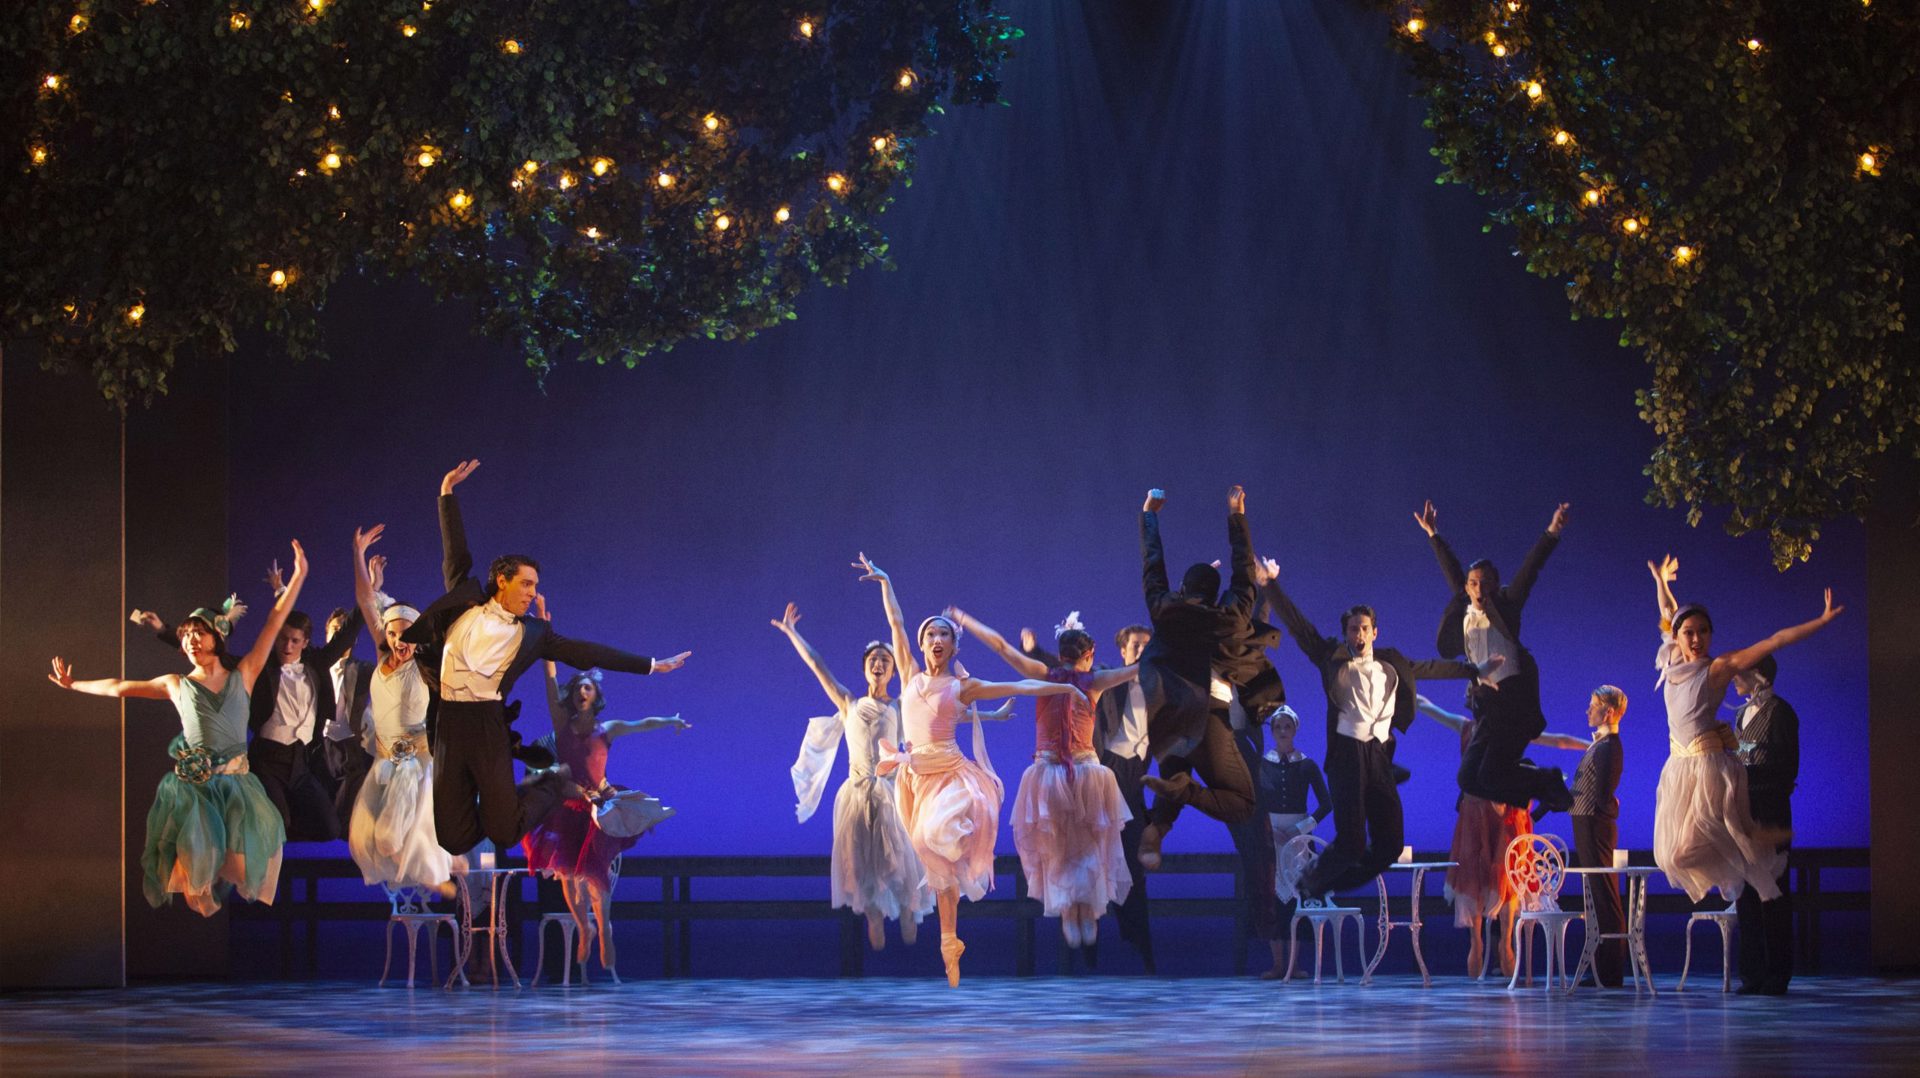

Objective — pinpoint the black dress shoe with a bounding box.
[1760,978,1791,996]
[1736,982,1768,995]
[1539,768,1575,812]
[1391,764,1412,785]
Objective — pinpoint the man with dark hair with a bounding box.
[1414,500,1575,813]
[402,460,692,856]
[249,584,365,841]
[321,605,376,835]
[1571,685,1628,987]
[1131,485,1265,870]
[1733,654,1798,994]
[1095,623,1156,969]
[1259,565,1496,901]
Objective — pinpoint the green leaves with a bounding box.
[2,0,1017,405]
[1371,0,1918,569]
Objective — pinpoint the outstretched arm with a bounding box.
[310,533,366,667]
[438,460,480,590]
[855,553,916,682]
[237,540,309,691]
[1415,501,1468,595]
[1505,503,1568,607]
[1647,555,1680,630]
[1713,589,1845,685]
[1141,489,1171,606]
[532,597,569,733]
[605,714,690,741]
[1087,663,1140,695]
[959,677,1088,707]
[946,607,1047,679]
[1532,732,1593,751]
[1256,564,1333,668]
[1223,486,1258,618]
[47,659,172,700]
[772,602,855,713]
[1413,692,1469,734]
[352,527,390,658]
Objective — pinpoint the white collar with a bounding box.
[480,599,520,625]
[1592,724,1619,737]
[280,661,307,679]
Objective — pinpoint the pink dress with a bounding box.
[522,721,640,891]
[1009,669,1133,916]
[1445,720,1534,925]
[891,672,1004,901]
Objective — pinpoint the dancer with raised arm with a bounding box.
[522,597,686,981]
[1415,693,1590,977]
[1258,557,1499,903]
[1645,555,1839,903]
[947,607,1137,951]
[1132,485,1265,871]
[344,525,457,896]
[1414,500,1575,813]
[401,460,691,855]
[853,553,1087,986]
[50,540,311,916]
[777,602,931,951]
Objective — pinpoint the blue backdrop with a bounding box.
[223,0,1866,861]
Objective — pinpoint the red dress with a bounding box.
[522,721,640,890]
[1008,668,1134,916]
[1444,720,1533,925]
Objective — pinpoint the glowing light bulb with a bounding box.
[417,149,437,168]
[308,0,326,13]
[826,173,846,193]
[1405,18,1425,34]
[1484,30,1498,44]
[1507,1,1521,11]
[42,74,63,91]
[798,18,814,38]
[584,226,601,240]
[1859,151,1878,171]
[448,189,471,210]
[328,105,342,120]
[501,38,522,55]
[558,173,575,190]
[1746,38,1762,51]
[522,160,540,174]
[401,23,417,37]
[655,170,675,188]
[898,69,917,89]
[230,12,250,30]
[713,213,732,231]
[126,303,145,324]
[269,269,290,288]
[69,14,89,33]
[703,114,720,132]
[1583,188,1602,206]
[872,136,891,152]
[591,156,613,176]
[510,176,524,191]
[774,205,791,223]
[30,145,48,166]
[320,152,342,171]
[1672,245,1695,264]
[1492,43,1508,57]
[1525,80,1543,99]
[1621,217,1642,234]
[1553,129,1572,146]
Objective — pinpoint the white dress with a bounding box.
[348,659,456,890]
[1651,641,1789,902]
[792,696,931,922]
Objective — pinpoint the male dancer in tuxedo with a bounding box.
[1734,655,1798,994]
[1414,500,1575,813]
[321,606,376,835]
[1094,623,1156,970]
[1259,562,1496,900]
[249,595,364,841]
[1132,485,1264,870]
[402,460,691,856]
[1571,685,1628,987]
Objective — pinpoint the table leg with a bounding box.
[492,873,523,988]
[1630,878,1656,997]
[1364,875,1391,983]
[1409,868,1431,988]
[1567,879,1598,994]
[448,876,475,989]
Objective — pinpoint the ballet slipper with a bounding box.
[1062,915,1082,949]
[941,935,966,988]
[1080,910,1098,948]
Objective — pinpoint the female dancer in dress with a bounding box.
[522,599,687,981]
[345,525,458,896]
[945,608,1137,952]
[777,602,933,950]
[49,540,310,916]
[854,553,1088,986]
[1416,694,1588,977]
[1647,555,1839,902]
[1258,705,1332,978]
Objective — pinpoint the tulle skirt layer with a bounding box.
[1009,754,1133,915]
[897,748,1003,902]
[831,775,931,921]
[1445,795,1533,926]
[1654,741,1789,903]
[349,751,456,890]
[140,742,285,917]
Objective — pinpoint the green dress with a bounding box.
[140,672,286,915]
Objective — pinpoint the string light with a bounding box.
[703,114,721,132]
[1404,17,1425,34]
[1621,216,1643,235]
[825,173,846,193]
[798,17,815,38]
[591,156,613,176]
[69,13,89,33]
[583,225,601,240]
[1583,188,1603,206]
[30,145,49,166]
[401,23,417,37]
[1857,148,1883,176]
[510,176,525,191]
[558,172,576,190]
[416,148,437,168]
[230,12,250,30]
[126,303,145,324]
[1492,43,1508,57]
[655,170,675,188]
[42,74,63,92]
[307,0,326,13]
[319,151,342,172]
[1553,129,1573,146]
[1525,80,1543,99]
[448,189,472,211]
[1507,1,1521,12]
[872,135,891,152]
[774,205,791,223]
[1746,38,1762,52]
[522,160,540,174]
[501,38,522,55]
[269,268,291,289]
[328,104,342,120]
[897,69,917,89]
[713,213,732,232]
[1671,245,1696,264]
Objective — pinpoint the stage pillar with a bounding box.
[1868,459,1920,971]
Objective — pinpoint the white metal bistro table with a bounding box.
[1564,865,1662,995]
[1363,861,1458,986]
[450,866,530,989]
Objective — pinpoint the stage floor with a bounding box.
[4,975,1916,1075]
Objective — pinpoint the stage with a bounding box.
[5,976,1916,1075]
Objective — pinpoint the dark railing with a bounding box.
[234,847,1868,979]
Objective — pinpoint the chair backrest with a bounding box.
[1503,832,1567,912]
[384,883,437,915]
[1277,832,1328,897]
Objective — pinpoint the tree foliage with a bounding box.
[2,0,1018,404]
[1374,0,1918,567]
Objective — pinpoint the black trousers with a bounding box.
[1457,662,1566,807]
[434,699,565,856]
[1738,787,1794,989]
[1571,813,1627,986]
[250,738,341,842]
[1099,749,1153,966]
[323,735,373,837]
[1302,734,1402,896]
[1149,710,1256,830]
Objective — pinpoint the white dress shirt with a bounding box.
[1106,681,1150,761]
[439,599,525,702]
[259,661,317,745]
[1461,605,1518,685]
[1334,650,1399,743]
[325,658,358,742]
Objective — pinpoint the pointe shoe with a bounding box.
[1137,821,1166,871]
[901,918,919,946]
[941,936,966,987]
[1062,916,1082,949]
